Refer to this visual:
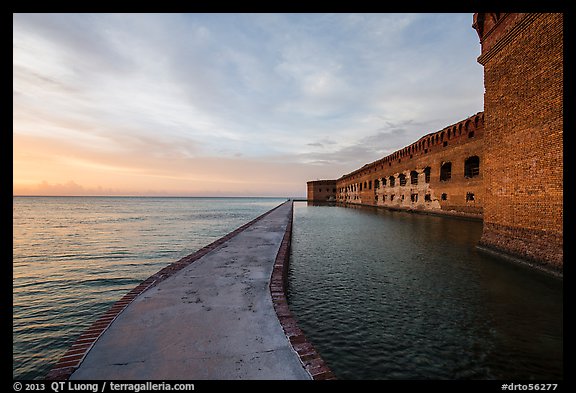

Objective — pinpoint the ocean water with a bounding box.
[12,196,285,380]
[288,203,563,380]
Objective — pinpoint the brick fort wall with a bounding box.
[474,13,563,271]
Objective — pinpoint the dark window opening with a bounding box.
[332,188,336,193]
[389,162,391,166]
[410,154,413,159]
[382,178,386,187]
[389,176,395,187]
[441,193,448,201]
[364,181,367,189]
[319,188,322,192]
[401,195,405,201]
[466,192,475,202]
[359,183,362,191]
[383,195,387,201]
[464,156,480,178]
[391,194,395,201]
[375,195,378,201]
[399,174,407,186]
[424,167,431,183]
[411,193,418,202]
[410,170,418,185]
[398,159,401,163]
[424,148,428,153]
[468,131,475,138]
[443,141,448,147]
[440,162,452,181]
[375,179,380,189]
[368,180,372,190]
[425,194,432,202]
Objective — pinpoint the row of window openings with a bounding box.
[373,193,432,203]
[343,156,480,192]
[368,192,475,202]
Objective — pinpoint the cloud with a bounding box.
[13,13,484,196]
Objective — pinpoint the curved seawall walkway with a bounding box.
[52,201,312,380]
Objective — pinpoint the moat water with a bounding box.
[287,202,563,380]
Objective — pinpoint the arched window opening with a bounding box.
[382,178,387,187]
[441,193,448,201]
[424,166,431,183]
[374,179,380,189]
[389,176,395,187]
[410,170,418,185]
[399,174,407,186]
[464,156,480,178]
[440,162,452,181]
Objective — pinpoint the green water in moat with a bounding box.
[287,203,563,380]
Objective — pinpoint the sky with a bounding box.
[13,13,484,197]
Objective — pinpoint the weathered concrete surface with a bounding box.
[70,202,311,380]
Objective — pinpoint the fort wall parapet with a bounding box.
[309,112,485,218]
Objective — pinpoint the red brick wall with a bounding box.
[335,113,485,217]
[307,180,337,202]
[475,13,563,270]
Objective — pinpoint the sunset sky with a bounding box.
[13,13,484,197]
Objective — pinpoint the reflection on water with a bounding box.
[287,203,562,380]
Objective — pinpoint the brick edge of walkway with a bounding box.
[269,201,337,380]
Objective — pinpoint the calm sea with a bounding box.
[12,196,286,380]
[288,203,563,380]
